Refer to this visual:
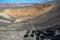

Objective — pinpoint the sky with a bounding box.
[0,0,54,3]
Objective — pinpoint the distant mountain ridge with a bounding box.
[0,1,54,8]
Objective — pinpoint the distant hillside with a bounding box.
[0,1,55,24]
[0,1,54,8]
[0,3,55,19]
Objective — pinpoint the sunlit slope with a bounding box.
[0,4,54,19]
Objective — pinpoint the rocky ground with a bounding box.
[0,0,60,40]
[0,24,60,40]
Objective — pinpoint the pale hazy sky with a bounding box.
[0,0,54,3]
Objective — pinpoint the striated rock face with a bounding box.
[0,3,54,23]
[0,4,54,18]
[0,2,57,30]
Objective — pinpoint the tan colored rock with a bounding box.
[0,4,54,23]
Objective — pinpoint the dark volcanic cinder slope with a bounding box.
[16,2,60,30]
[27,4,60,30]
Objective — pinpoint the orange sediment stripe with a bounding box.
[0,4,54,19]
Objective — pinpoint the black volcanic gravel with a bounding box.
[24,24,60,40]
